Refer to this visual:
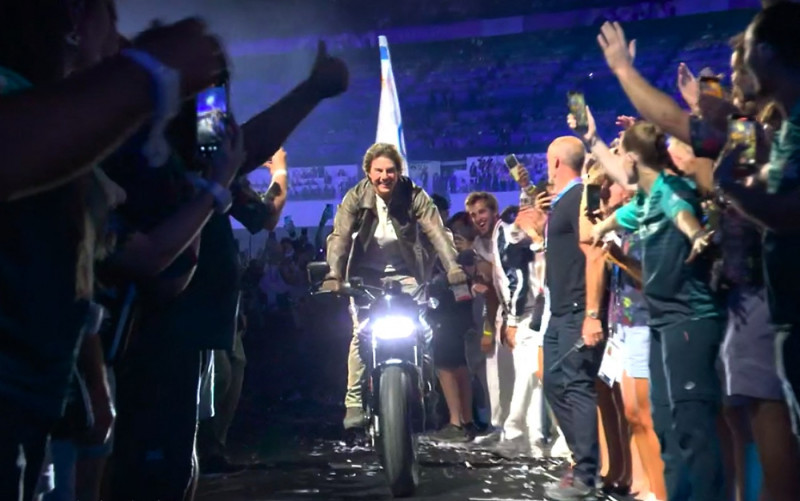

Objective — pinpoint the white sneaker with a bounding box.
[472,428,503,446]
[546,433,571,459]
[488,436,529,459]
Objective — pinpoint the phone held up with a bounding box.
[568,91,588,130]
[504,154,523,182]
[196,81,230,158]
[585,183,602,216]
[728,114,757,176]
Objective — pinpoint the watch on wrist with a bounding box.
[586,310,600,320]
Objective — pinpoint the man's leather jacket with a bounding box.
[325,176,457,282]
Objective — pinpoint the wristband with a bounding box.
[121,49,181,167]
[483,329,493,337]
[271,169,288,178]
[186,173,232,214]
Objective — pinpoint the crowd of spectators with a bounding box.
[232,9,752,168]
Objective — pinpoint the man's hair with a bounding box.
[750,2,800,70]
[446,211,477,241]
[431,193,450,213]
[622,121,672,170]
[464,191,499,213]
[362,143,404,176]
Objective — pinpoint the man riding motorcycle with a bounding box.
[321,143,467,429]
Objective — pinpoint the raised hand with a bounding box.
[133,18,227,96]
[677,62,700,110]
[615,115,637,130]
[568,105,597,143]
[534,191,553,212]
[307,41,349,99]
[597,21,636,74]
[263,147,287,175]
[516,164,531,187]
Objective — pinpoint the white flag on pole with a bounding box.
[376,35,408,170]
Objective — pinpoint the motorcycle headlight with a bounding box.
[371,315,416,341]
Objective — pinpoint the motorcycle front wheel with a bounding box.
[377,365,419,497]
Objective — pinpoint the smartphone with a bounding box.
[196,84,229,156]
[568,91,588,129]
[533,179,549,197]
[699,76,724,98]
[586,184,602,214]
[728,114,757,167]
[504,154,520,170]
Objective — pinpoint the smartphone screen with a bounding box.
[504,154,520,170]
[504,154,526,186]
[568,91,588,128]
[585,184,602,214]
[196,85,228,155]
[728,115,757,166]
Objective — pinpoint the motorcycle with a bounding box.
[308,260,429,498]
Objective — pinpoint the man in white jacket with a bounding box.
[486,206,549,458]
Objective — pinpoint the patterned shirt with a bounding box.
[762,101,800,325]
[609,232,649,328]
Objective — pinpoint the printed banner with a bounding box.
[465,154,547,192]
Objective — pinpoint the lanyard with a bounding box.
[551,177,583,207]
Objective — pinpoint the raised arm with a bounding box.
[597,21,692,144]
[255,148,289,231]
[716,148,800,232]
[239,42,348,174]
[107,120,243,279]
[0,19,226,201]
[568,105,637,191]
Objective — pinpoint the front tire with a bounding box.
[378,366,418,497]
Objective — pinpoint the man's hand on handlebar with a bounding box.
[320,278,342,292]
[446,266,468,286]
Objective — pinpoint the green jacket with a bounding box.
[325,176,457,282]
